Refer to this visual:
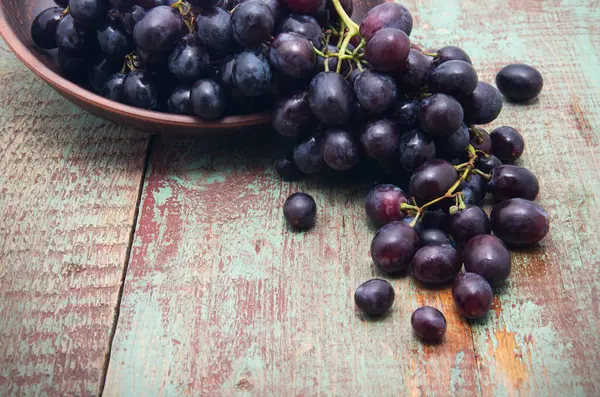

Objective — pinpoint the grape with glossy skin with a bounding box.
[490,126,525,162]
[371,221,420,273]
[283,192,316,228]
[278,14,322,49]
[359,3,413,39]
[167,86,192,114]
[56,14,91,54]
[419,228,451,246]
[360,119,400,160]
[31,7,64,49]
[434,124,469,160]
[419,94,464,137]
[450,205,491,245]
[190,79,226,120]
[411,306,446,341]
[134,6,185,54]
[397,129,436,172]
[275,153,304,180]
[429,60,478,98]
[354,279,395,316]
[231,0,275,48]
[461,82,503,125]
[273,91,313,137]
[365,28,411,72]
[436,46,472,65]
[409,159,458,202]
[459,173,487,204]
[308,72,353,125]
[364,184,408,227]
[123,70,159,110]
[470,128,492,153]
[488,165,539,202]
[269,32,316,78]
[195,8,237,56]
[393,49,432,92]
[168,35,210,82]
[452,272,493,319]
[293,136,325,174]
[101,72,126,102]
[496,64,543,102]
[232,51,272,96]
[97,22,134,61]
[477,154,502,174]
[323,129,359,171]
[412,243,462,284]
[70,0,106,26]
[464,234,511,286]
[354,70,398,114]
[490,198,549,247]
[390,99,420,129]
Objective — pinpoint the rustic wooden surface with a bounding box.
[3,0,600,395]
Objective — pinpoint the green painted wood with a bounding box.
[0,41,150,396]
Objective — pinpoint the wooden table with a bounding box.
[2,0,600,395]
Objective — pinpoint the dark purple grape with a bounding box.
[293,135,325,174]
[308,72,353,125]
[278,14,322,49]
[450,205,490,245]
[476,154,502,174]
[419,228,450,246]
[354,279,395,316]
[269,32,316,78]
[470,128,492,154]
[359,3,413,39]
[88,56,121,93]
[190,79,226,120]
[231,0,274,48]
[397,129,436,172]
[261,0,286,21]
[57,48,87,78]
[459,173,486,204]
[435,124,469,160]
[496,64,543,102]
[488,165,539,202]
[364,184,408,227]
[323,129,359,171]
[55,0,70,6]
[411,306,446,341]
[371,221,419,273]
[490,198,549,247]
[133,6,185,54]
[490,126,525,162]
[100,72,126,102]
[419,94,464,137]
[436,46,472,65]
[120,6,145,35]
[452,272,493,319]
[283,192,316,228]
[97,22,134,61]
[167,86,192,114]
[429,60,478,98]
[282,0,324,14]
[56,14,91,55]
[390,99,420,129]
[393,49,432,92]
[31,7,64,49]
[461,82,503,124]
[412,243,462,284]
[463,234,511,286]
[272,91,314,137]
[365,28,410,72]
[232,51,272,96]
[123,70,159,109]
[275,153,304,180]
[409,159,458,202]
[168,35,210,82]
[354,70,398,114]
[360,119,400,160]
[70,0,107,26]
[195,8,237,56]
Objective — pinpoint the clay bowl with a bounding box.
[0,0,375,135]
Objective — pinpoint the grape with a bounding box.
[282,0,324,15]
[470,128,492,153]
[476,154,502,173]
[293,135,325,174]
[359,3,413,39]
[275,153,304,180]
[419,94,464,137]
[278,14,322,49]
[458,173,486,204]
[283,192,317,228]
[371,221,420,273]
[463,234,511,286]
[409,159,458,202]
[354,70,398,114]
[101,72,127,102]
[419,228,451,246]
[393,49,432,92]
[452,272,493,319]
[323,129,359,171]
[190,79,226,119]
[487,165,539,202]
[364,184,408,227]
[232,51,272,96]
[96,22,134,61]
[56,14,91,55]
[490,198,549,247]
[168,35,210,82]
[449,205,491,245]
[490,126,525,162]
[120,6,146,35]
[411,306,446,341]
[461,82,503,124]
[365,28,411,72]
[167,86,192,114]
[123,70,159,110]
[261,0,286,22]
[70,0,107,26]
[360,119,400,160]
[88,56,121,93]
[496,64,543,102]
[390,99,420,129]
[434,124,469,160]
[31,7,64,49]
[269,32,316,78]
[308,72,353,125]
[195,7,237,56]
[436,46,472,65]
[273,91,314,137]
[231,0,275,48]
[354,279,395,316]
[57,49,87,78]
[397,129,436,172]
[429,60,478,98]
[412,243,462,284]
[133,6,185,54]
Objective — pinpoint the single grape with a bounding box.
[364,184,408,227]
[419,228,451,246]
[359,3,413,39]
[282,0,324,14]
[354,279,395,316]
[452,272,493,319]
[450,205,491,245]
[476,154,503,174]
[88,56,121,93]
[463,234,511,286]
[461,82,503,124]
[365,28,411,72]
[275,153,304,180]
[70,0,107,26]
[195,7,237,56]
[308,72,353,125]
[470,128,492,153]
[393,49,432,92]
[411,306,446,341]
[419,94,464,137]
[490,126,525,162]
[120,6,146,35]
[101,72,127,102]
[458,173,487,204]
[397,129,436,172]
[490,198,549,247]
[496,64,543,102]
[323,129,359,171]
[272,91,314,137]
[123,70,159,110]
[269,32,316,78]
[55,14,91,54]
[232,51,272,96]
[168,34,210,82]
[371,221,420,273]
[231,0,275,48]
[133,6,185,54]
[412,243,462,284]
[435,46,472,65]
[283,192,316,228]
[435,124,469,160]
[278,14,322,49]
[390,99,420,129]
[31,7,64,49]
[409,159,458,202]
[354,70,398,114]
[167,86,192,114]
[190,79,226,120]
[293,135,325,174]
[360,119,400,161]
[487,165,539,202]
[429,60,478,98]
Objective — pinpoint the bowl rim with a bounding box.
[0,10,272,129]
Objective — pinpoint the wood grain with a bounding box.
[0,41,149,396]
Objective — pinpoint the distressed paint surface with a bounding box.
[0,41,149,396]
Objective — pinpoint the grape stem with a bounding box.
[331,0,359,32]
[422,51,437,57]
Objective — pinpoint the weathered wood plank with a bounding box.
[0,41,149,396]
